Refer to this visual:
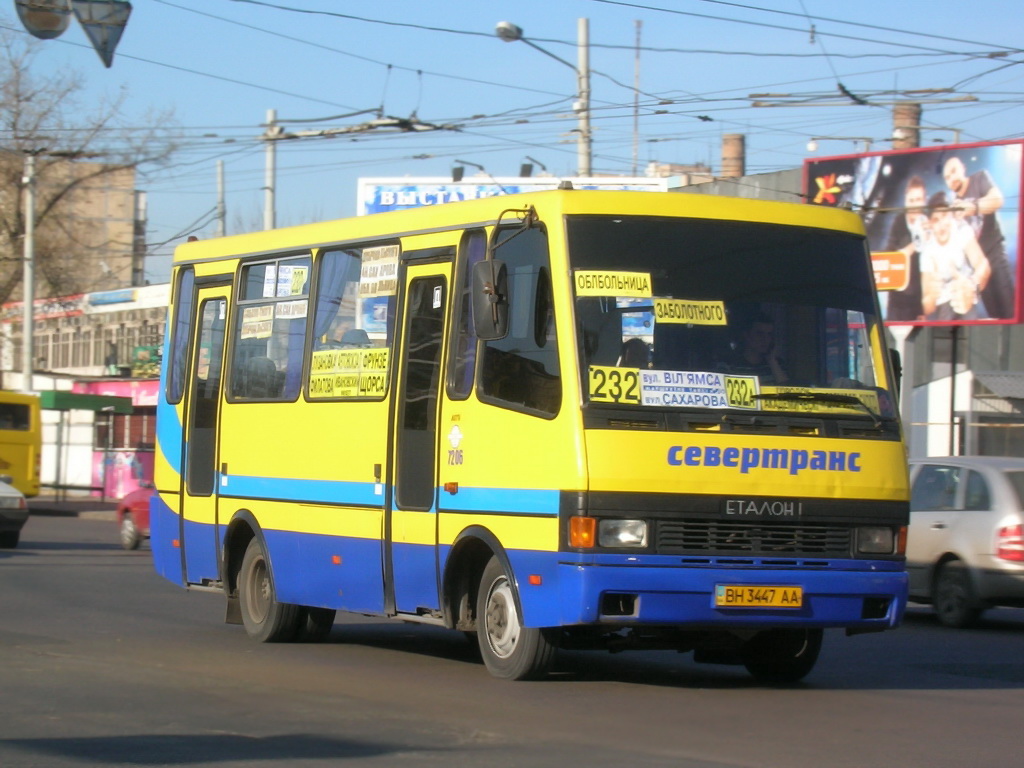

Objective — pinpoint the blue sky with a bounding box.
[7,0,1024,283]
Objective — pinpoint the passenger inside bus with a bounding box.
[243,356,282,398]
[720,313,789,385]
[617,337,651,369]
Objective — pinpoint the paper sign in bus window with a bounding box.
[574,270,652,298]
[652,299,727,325]
[360,245,400,298]
[240,305,274,340]
[758,386,881,415]
[276,264,309,297]
[588,365,641,404]
[308,347,390,398]
[262,265,278,298]
[275,300,308,319]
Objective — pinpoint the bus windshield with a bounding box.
[568,214,896,420]
[0,391,41,497]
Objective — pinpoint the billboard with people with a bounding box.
[805,140,1023,325]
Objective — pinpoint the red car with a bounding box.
[117,485,155,550]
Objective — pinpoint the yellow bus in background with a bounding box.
[153,189,909,682]
[0,391,41,498]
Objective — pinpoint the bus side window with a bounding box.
[478,226,561,417]
[447,230,486,399]
[167,267,196,404]
[230,255,310,402]
[307,245,396,399]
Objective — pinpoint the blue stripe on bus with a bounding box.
[440,486,559,515]
[219,474,559,515]
[221,474,383,507]
[156,400,182,475]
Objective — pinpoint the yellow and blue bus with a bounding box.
[0,390,41,498]
[152,189,909,682]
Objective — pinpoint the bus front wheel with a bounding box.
[741,628,822,684]
[238,538,299,643]
[476,556,555,680]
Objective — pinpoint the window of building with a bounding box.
[94,409,156,452]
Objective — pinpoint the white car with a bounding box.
[0,476,29,549]
[907,456,1024,627]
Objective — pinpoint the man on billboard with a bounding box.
[942,156,1015,318]
[885,175,928,321]
[920,192,992,321]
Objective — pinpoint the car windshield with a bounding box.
[567,214,896,420]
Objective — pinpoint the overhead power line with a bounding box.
[585,0,1024,55]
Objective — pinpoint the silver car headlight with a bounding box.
[598,519,648,548]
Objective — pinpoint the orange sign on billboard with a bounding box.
[870,250,910,292]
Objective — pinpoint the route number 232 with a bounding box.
[589,366,641,405]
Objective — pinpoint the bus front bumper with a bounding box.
[550,559,908,631]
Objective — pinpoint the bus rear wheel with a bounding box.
[238,538,299,643]
[296,607,336,642]
[476,556,555,680]
[741,628,822,684]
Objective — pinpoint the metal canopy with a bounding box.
[38,391,134,414]
[974,372,1024,402]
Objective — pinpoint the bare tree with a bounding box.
[0,24,178,305]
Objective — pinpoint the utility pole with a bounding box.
[263,108,278,230]
[496,19,592,177]
[21,153,36,393]
[576,18,592,176]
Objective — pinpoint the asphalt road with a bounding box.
[3,514,1023,768]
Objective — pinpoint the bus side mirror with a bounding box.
[889,348,902,396]
[472,259,509,340]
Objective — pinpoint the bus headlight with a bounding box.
[598,519,648,548]
[857,526,895,554]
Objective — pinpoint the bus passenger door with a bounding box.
[387,261,452,616]
[180,284,230,586]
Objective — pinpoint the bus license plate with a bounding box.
[715,585,803,608]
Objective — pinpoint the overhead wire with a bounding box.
[28,1,1018,239]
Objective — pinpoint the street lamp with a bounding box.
[496,19,592,176]
[520,156,547,177]
[452,160,508,193]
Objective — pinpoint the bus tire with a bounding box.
[296,607,336,642]
[476,556,555,680]
[741,628,822,684]
[238,537,299,643]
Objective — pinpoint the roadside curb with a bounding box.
[28,497,118,519]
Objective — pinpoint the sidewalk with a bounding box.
[29,494,119,519]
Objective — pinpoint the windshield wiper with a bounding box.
[752,391,882,428]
